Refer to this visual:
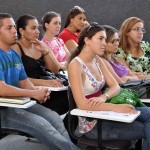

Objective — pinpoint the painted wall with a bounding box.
[0,0,150,41]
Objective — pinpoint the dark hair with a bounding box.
[69,23,105,62]
[64,6,86,28]
[16,14,37,39]
[102,25,118,42]
[0,13,12,27]
[41,11,60,31]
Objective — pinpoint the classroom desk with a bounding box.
[71,109,140,123]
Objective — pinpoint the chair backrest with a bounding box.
[67,86,78,143]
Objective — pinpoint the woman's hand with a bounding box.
[86,96,106,108]
[113,104,137,114]
[30,39,49,54]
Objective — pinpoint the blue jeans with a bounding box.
[84,107,150,150]
[1,104,79,150]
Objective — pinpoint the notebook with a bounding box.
[0,97,30,105]
[0,100,36,108]
[71,109,140,123]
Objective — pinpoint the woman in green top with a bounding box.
[116,17,150,78]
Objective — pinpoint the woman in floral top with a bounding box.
[116,17,150,78]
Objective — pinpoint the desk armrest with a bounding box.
[71,109,140,123]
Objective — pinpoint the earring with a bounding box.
[21,34,24,38]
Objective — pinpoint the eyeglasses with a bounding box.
[87,22,99,33]
[131,28,146,33]
[108,39,120,45]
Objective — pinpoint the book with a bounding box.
[36,86,68,91]
[0,97,30,105]
[0,100,36,108]
[71,109,140,123]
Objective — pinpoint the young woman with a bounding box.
[41,11,70,70]
[58,6,86,52]
[102,25,138,84]
[116,17,150,79]
[68,23,150,150]
[12,14,68,115]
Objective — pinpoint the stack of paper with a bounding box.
[0,97,30,105]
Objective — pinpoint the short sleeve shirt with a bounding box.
[0,48,27,87]
[42,37,67,62]
[58,28,78,44]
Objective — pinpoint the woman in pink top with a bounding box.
[41,11,70,70]
[58,6,87,52]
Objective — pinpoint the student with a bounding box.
[102,25,138,84]
[116,17,150,79]
[58,6,86,52]
[68,22,150,150]
[41,11,70,70]
[0,13,79,150]
[12,14,68,115]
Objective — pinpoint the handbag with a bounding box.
[39,67,68,86]
[106,88,146,107]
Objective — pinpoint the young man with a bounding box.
[0,13,79,150]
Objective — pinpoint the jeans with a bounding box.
[0,103,79,150]
[84,107,150,150]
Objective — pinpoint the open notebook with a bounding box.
[0,97,30,105]
[71,109,140,123]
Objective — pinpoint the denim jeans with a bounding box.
[84,107,150,150]
[1,103,79,150]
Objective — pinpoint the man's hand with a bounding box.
[32,87,50,103]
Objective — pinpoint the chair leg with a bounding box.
[86,146,97,150]
[134,139,142,150]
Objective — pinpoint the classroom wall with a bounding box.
[0,0,150,41]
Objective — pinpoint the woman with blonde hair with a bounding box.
[116,17,150,78]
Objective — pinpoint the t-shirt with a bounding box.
[116,41,150,74]
[58,28,78,44]
[109,61,129,77]
[42,37,67,62]
[0,48,27,87]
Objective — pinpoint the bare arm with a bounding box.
[65,40,78,53]
[68,58,121,112]
[96,56,120,98]
[0,80,49,102]
[102,58,125,84]
[28,78,62,87]
[63,45,71,61]
[116,56,150,79]
[44,44,67,71]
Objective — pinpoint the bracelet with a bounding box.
[103,93,110,100]
[43,51,50,57]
